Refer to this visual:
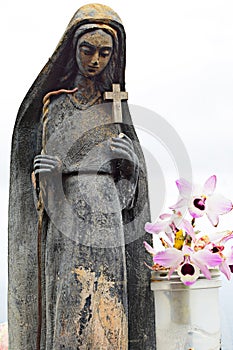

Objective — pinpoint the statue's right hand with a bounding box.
[33,155,62,175]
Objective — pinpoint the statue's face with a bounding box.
[76,29,113,77]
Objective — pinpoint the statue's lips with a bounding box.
[88,66,99,71]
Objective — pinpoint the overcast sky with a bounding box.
[1,1,233,347]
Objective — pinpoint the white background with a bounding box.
[1,1,233,348]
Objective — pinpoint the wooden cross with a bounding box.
[103,84,128,123]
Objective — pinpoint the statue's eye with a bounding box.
[80,46,95,55]
[100,48,112,58]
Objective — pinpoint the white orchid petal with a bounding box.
[169,198,187,210]
[203,175,216,195]
[175,178,192,199]
[206,211,219,227]
[207,194,233,215]
[219,261,231,280]
[208,231,229,243]
[218,231,233,244]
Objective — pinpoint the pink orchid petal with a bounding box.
[143,241,157,255]
[153,248,184,268]
[180,219,196,241]
[194,249,222,268]
[203,175,216,195]
[169,198,187,210]
[219,261,231,280]
[183,280,197,286]
[175,178,192,199]
[196,263,212,279]
[191,250,222,279]
[159,213,172,220]
[190,255,211,279]
[145,221,168,234]
[168,265,177,279]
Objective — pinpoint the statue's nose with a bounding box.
[91,51,99,66]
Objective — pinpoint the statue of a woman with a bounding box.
[8,4,155,349]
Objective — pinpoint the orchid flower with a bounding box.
[209,232,233,279]
[144,175,233,285]
[145,210,196,244]
[192,231,233,280]
[170,175,232,226]
[149,244,222,286]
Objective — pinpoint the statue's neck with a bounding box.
[73,74,100,104]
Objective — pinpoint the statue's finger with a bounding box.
[113,134,132,143]
[34,165,56,173]
[34,154,59,163]
[118,133,132,143]
[111,141,134,154]
[34,168,52,175]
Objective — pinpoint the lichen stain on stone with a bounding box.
[73,267,128,349]
[79,295,92,337]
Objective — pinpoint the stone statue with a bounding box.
[8,4,155,349]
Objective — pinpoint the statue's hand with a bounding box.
[110,133,139,209]
[111,133,139,179]
[33,154,62,175]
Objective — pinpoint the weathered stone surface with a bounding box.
[8,4,155,349]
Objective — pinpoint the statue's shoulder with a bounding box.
[49,92,71,108]
[46,92,74,120]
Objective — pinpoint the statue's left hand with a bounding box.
[110,133,139,209]
[111,133,139,179]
